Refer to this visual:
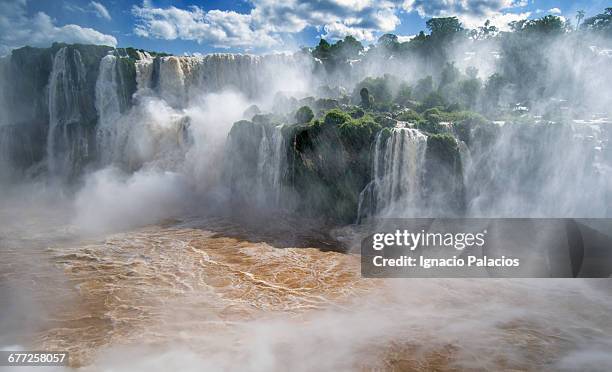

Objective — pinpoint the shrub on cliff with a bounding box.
[453,112,490,146]
[296,106,314,124]
[396,109,424,124]
[323,109,352,126]
[427,133,459,163]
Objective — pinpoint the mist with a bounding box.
[1,8,612,372]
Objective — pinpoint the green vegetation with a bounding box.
[581,8,612,34]
[305,8,611,117]
[427,133,459,163]
[295,106,314,124]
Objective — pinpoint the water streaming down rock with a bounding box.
[357,127,428,220]
[255,125,286,206]
[95,55,124,166]
[138,54,314,108]
[47,47,92,178]
[134,51,154,92]
[3,44,612,220]
[225,120,288,208]
[0,45,318,182]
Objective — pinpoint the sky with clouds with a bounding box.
[0,0,609,55]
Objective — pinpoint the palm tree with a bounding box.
[576,10,586,30]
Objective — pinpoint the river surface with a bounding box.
[1,200,611,371]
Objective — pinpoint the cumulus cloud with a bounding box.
[0,0,116,55]
[549,8,562,15]
[131,0,401,48]
[91,1,111,21]
[251,0,400,41]
[402,0,530,31]
[131,3,279,48]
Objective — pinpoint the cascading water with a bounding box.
[140,53,313,108]
[464,121,610,217]
[255,125,286,206]
[134,51,154,92]
[95,55,125,166]
[47,47,90,178]
[0,58,9,180]
[358,127,428,220]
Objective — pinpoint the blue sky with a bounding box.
[0,0,609,55]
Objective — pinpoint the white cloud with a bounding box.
[131,4,279,49]
[402,0,530,31]
[548,8,562,15]
[131,0,401,48]
[461,11,531,31]
[91,1,112,21]
[0,0,117,55]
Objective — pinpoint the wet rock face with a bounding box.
[224,116,375,222]
[224,118,288,209]
[286,120,376,222]
[1,43,114,178]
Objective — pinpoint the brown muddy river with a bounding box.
[1,207,611,371]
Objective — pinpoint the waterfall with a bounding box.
[0,126,12,181]
[0,58,9,180]
[95,55,123,165]
[135,51,154,92]
[134,53,313,108]
[465,122,609,217]
[256,125,286,206]
[47,47,89,178]
[358,128,428,220]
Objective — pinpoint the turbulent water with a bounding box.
[1,203,611,371]
[1,44,612,371]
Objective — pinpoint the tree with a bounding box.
[360,87,371,109]
[354,75,394,105]
[510,15,567,34]
[395,83,412,106]
[378,34,399,49]
[576,10,586,30]
[458,78,482,109]
[439,62,460,88]
[426,17,464,40]
[470,20,498,40]
[582,8,612,34]
[296,106,314,124]
[483,73,506,109]
[312,39,331,60]
[420,92,446,111]
[311,36,364,70]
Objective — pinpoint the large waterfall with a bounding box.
[1,43,610,220]
[0,45,315,181]
[95,55,125,166]
[137,54,314,109]
[357,121,610,220]
[47,47,91,178]
[358,127,428,220]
